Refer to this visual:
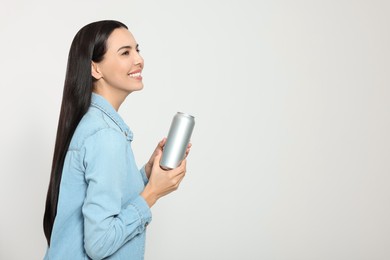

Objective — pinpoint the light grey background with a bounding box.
[0,0,389,259]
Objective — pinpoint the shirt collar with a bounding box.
[90,93,133,141]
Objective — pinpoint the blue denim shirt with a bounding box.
[44,93,152,260]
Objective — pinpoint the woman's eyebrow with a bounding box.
[117,44,139,52]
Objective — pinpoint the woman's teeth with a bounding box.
[129,72,141,78]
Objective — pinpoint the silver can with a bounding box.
[160,112,195,170]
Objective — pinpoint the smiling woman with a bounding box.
[43,20,191,260]
[91,28,144,110]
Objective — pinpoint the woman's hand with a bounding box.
[144,138,192,179]
[144,138,166,179]
[141,152,187,208]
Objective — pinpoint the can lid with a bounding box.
[177,112,195,119]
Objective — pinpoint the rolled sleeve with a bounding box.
[81,128,152,260]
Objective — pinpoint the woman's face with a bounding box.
[93,27,144,95]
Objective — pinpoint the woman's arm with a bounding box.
[82,129,151,260]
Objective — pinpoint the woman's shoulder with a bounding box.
[69,107,124,150]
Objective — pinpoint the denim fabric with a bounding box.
[44,93,152,260]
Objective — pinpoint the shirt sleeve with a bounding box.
[139,165,149,185]
[81,128,152,260]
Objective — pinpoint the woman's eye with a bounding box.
[122,51,129,55]
[136,49,140,53]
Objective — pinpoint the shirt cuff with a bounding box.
[127,195,152,229]
[139,165,149,185]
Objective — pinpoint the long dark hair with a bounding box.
[43,20,128,246]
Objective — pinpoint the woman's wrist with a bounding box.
[141,185,157,208]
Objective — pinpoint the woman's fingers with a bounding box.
[176,159,186,172]
[166,159,186,178]
[184,143,192,158]
[153,152,162,165]
[158,138,167,148]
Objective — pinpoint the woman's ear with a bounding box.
[91,61,103,80]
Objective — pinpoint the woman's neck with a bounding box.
[93,88,130,111]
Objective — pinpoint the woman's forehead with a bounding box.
[106,28,137,50]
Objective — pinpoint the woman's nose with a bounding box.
[134,52,144,68]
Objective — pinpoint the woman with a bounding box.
[43,20,189,259]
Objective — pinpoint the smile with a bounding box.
[129,72,142,78]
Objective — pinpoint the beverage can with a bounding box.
[160,112,195,170]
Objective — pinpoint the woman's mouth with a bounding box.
[129,71,142,80]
